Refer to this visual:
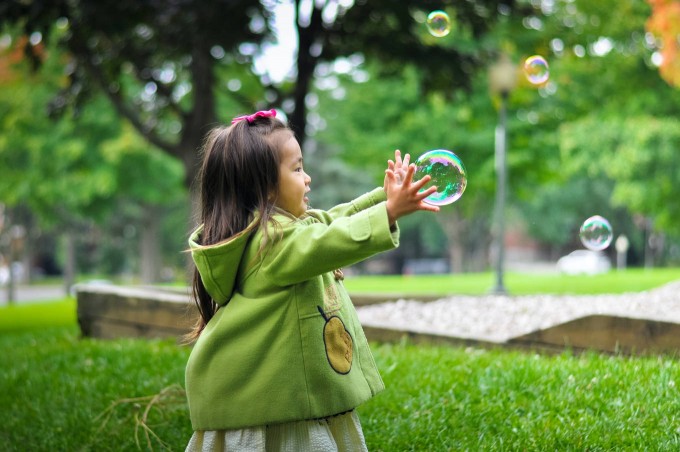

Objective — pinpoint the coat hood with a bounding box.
[188,224,255,305]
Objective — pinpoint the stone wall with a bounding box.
[76,284,196,340]
[75,285,439,342]
[75,284,680,355]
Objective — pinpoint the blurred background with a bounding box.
[0,0,679,295]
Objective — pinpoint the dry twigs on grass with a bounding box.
[94,384,187,451]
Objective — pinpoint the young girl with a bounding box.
[184,109,439,451]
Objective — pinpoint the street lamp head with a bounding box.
[489,53,518,95]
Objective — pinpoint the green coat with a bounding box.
[185,188,399,430]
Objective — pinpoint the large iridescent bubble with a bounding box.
[426,10,451,38]
[579,215,613,251]
[524,55,550,85]
[414,150,467,206]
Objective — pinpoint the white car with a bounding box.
[557,250,611,275]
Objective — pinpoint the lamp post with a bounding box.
[489,54,517,295]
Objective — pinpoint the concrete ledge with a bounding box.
[74,285,410,340]
[76,284,196,340]
[75,285,680,355]
[508,314,680,355]
[362,325,503,349]
[349,293,443,306]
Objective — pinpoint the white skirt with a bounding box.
[185,411,368,452]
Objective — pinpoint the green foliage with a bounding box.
[561,115,680,236]
[99,124,185,205]
[504,0,680,254]
[324,0,523,93]
[315,64,496,197]
[2,0,680,274]
[0,54,121,225]
[312,63,500,268]
[0,25,188,277]
[0,30,186,229]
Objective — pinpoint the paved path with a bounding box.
[0,284,66,306]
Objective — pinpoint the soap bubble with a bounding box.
[579,215,613,251]
[426,11,451,38]
[414,149,467,206]
[524,55,550,85]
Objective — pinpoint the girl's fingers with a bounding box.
[417,185,438,199]
[403,163,416,185]
[411,173,432,191]
[403,153,410,167]
[420,203,440,213]
[394,149,403,167]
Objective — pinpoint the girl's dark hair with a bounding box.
[186,116,291,342]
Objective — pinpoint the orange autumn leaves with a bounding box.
[646,0,680,87]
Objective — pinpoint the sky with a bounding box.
[254,2,298,83]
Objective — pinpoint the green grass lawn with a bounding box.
[343,267,680,295]
[0,298,76,333]
[1,326,679,451]
[2,269,680,450]
[0,326,191,451]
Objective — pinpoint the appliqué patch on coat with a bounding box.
[317,306,353,375]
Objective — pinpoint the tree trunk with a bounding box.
[139,205,161,284]
[5,262,15,306]
[291,0,323,147]
[440,210,465,273]
[63,232,76,296]
[439,209,492,273]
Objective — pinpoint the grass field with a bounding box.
[2,269,680,450]
[1,325,679,451]
[0,299,76,333]
[343,267,680,295]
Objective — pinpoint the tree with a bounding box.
[0,30,185,286]
[500,0,680,262]
[309,0,680,269]
[311,62,500,272]
[646,0,680,87]
[1,0,269,191]
[561,115,680,237]
[1,1,532,278]
[0,0,525,192]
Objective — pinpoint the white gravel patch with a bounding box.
[356,280,680,343]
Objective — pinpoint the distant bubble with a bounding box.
[579,215,613,251]
[414,150,467,206]
[426,11,451,38]
[524,55,550,85]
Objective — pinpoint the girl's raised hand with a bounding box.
[384,162,439,226]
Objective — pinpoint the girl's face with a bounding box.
[274,133,310,217]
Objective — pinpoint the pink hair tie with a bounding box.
[231,109,277,125]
